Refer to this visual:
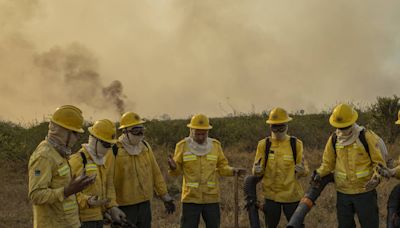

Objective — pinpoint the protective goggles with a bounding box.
[98,139,113,149]
[126,126,145,136]
[270,124,287,133]
[338,125,352,130]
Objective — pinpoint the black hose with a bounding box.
[243,175,263,228]
[287,173,334,228]
[388,184,400,228]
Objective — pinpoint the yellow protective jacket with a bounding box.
[114,141,168,206]
[28,140,81,228]
[68,147,117,222]
[252,136,308,203]
[169,138,234,204]
[317,130,385,194]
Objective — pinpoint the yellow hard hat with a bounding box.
[329,104,358,128]
[187,114,212,130]
[51,105,84,133]
[396,110,400,125]
[266,107,292,124]
[119,112,146,129]
[88,119,117,144]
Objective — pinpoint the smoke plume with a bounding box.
[0,0,400,122]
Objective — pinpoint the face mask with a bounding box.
[128,134,144,145]
[190,129,208,145]
[272,131,287,140]
[47,122,75,156]
[84,136,110,165]
[95,140,110,158]
[271,124,288,140]
[119,134,145,155]
[337,126,353,137]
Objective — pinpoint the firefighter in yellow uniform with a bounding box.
[168,114,246,228]
[312,104,385,228]
[252,107,309,228]
[380,110,400,178]
[376,110,400,227]
[114,112,175,228]
[28,105,96,228]
[69,119,126,228]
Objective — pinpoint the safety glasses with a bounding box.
[126,127,145,136]
[338,125,352,130]
[271,124,287,133]
[71,131,82,139]
[98,139,113,149]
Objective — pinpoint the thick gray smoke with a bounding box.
[0,0,399,122]
[34,44,127,115]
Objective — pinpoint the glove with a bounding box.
[161,194,176,214]
[87,196,110,207]
[168,154,177,170]
[103,210,112,225]
[310,170,321,186]
[109,206,126,224]
[365,173,381,191]
[253,158,263,175]
[164,200,176,214]
[376,163,396,179]
[295,164,307,175]
[387,159,395,169]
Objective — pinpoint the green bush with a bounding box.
[369,96,400,143]
[1,96,399,161]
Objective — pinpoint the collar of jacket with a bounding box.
[270,134,290,142]
[46,137,70,158]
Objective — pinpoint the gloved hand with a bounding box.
[376,163,396,179]
[310,170,321,186]
[108,206,126,224]
[365,173,381,191]
[64,173,96,198]
[161,194,176,214]
[295,164,307,175]
[87,196,110,207]
[387,159,395,169]
[253,158,263,175]
[103,210,112,225]
[168,154,177,170]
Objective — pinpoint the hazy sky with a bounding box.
[1,0,399,123]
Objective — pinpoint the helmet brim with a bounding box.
[186,124,212,130]
[266,117,293,125]
[51,120,84,133]
[118,120,146,130]
[329,112,358,128]
[88,127,117,144]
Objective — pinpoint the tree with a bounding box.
[369,96,400,143]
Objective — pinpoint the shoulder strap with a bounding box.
[112,144,119,157]
[80,151,87,168]
[331,132,337,155]
[263,137,272,169]
[331,130,370,158]
[290,136,297,165]
[358,129,370,158]
[142,140,150,150]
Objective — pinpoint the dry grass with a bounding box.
[0,161,32,228]
[1,145,399,228]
